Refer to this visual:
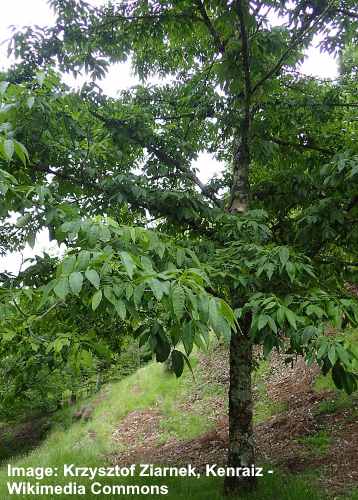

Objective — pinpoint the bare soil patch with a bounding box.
[111,347,357,496]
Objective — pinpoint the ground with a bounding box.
[0,340,357,499]
[110,344,358,498]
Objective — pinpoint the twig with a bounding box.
[251,3,334,94]
[195,0,226,53]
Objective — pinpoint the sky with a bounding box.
[0,0,338,274]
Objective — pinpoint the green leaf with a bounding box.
[27,96,35,109]
[172,285,185,321]
[265,263,275,280]
[120,251,136,279]
[2,330,16,341]
[62,255,76,274]
[79,349,93,368]
[258,314,269,331]
[141,256,153,271]
[218,316,232,342]
[341,372,357,395]
[182,322,194,355]
[125,283,133,300]
[209,298,220,332]
[85,269,100,289]
[317,341,328,359]
[3,139,14,160]
[171,349,184,377]
[194,333,207,351]
[302,326,317,342]
[148,278,164,301]
[129,227,136,243]
[92,289,103,311]
[39,281,56,307]
[69,272,83,295]
[155,332,171,362]
[219,299,236,328]
[54,277,69,300]
[103,286,116,305]
[276,307,285,328]
[279,247,289,267]
[27,232,36,249]
[328,345,337,366]
[187,291,199,320]
[53,336,70,353]
[86,224,100,246]
[182,351,195,379]
[267,316,277,334]
[0,81,9,94]
[139,328,151,347]
[77,250,91,270]
[284,308,297,329]
[285,262,296,282]
[306,304,325,319]
[114,300,126,320]
[263,334,276,357]
[15,213,31,228]
[0,167,17,185]
[99,226,111,242]
[14,141,29,165]
[176,247,185,267]
[134,283,146,308]
[36,71,46,86]
[335,344,351,365]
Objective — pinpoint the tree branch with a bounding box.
[266,136,333,155]
[195,0,226,53]
[91,110,221,208]
[251,3,333,94]
[30,163,217,235]
[228,0,252,213]
[237,0,252,97]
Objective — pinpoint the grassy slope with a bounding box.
[0,345,355,500]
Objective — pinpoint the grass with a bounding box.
[313,372,358,416]
[0,347,335,499]
[338,488,358,500]
[156,354,218,442]
[297,431,331,457]
[0,356,224,498]
[1,472,327,500]
[253,358,288,423]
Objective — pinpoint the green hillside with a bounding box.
[0,342,357,499]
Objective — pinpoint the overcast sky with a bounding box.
[0,0,338,273]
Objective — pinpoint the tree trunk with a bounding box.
[224,313,256,495]
[228,130,251,213]
[225,119,256,495]
[225,2,256,495]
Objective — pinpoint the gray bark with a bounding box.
[224,313,256,495]
[225,1,256,494]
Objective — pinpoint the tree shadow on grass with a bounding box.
[0,417,51,462]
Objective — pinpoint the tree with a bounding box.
[1,0,358,495]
